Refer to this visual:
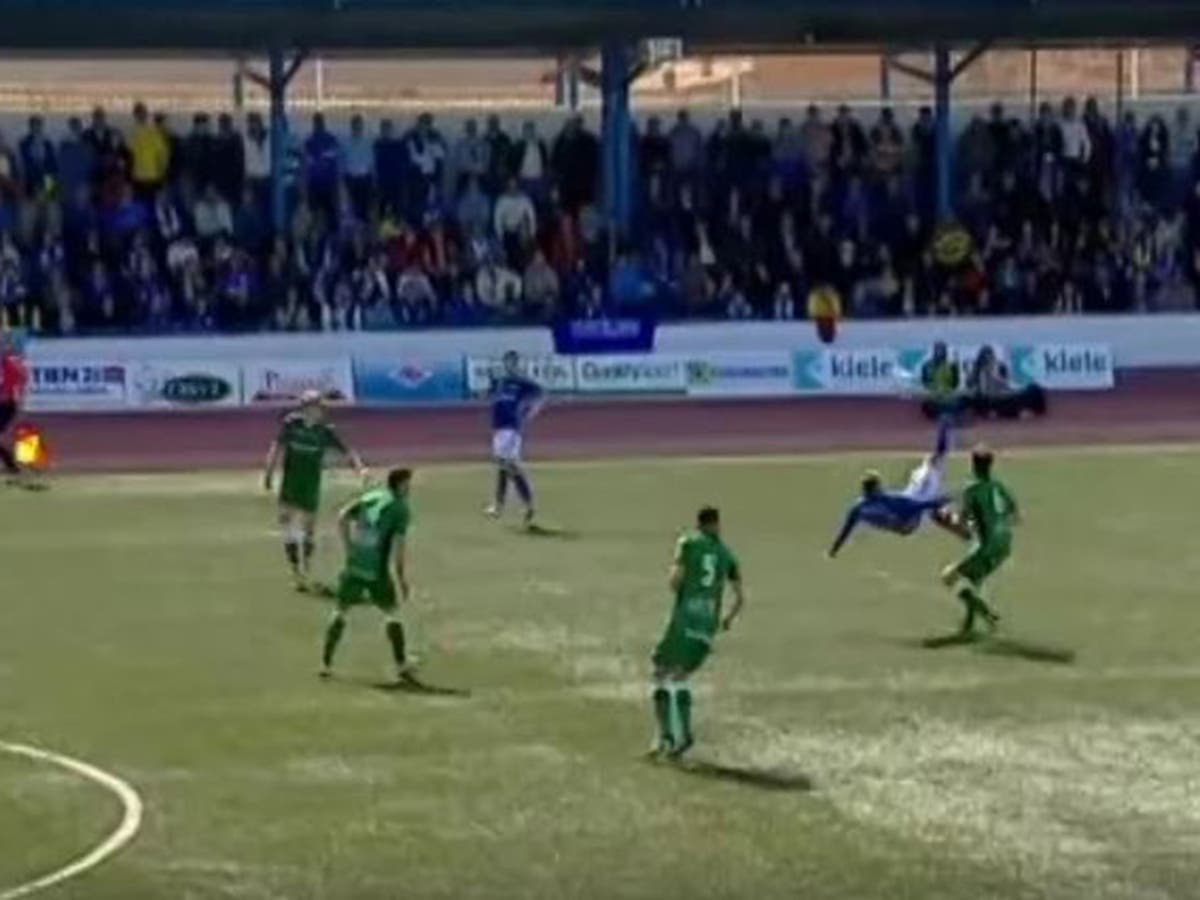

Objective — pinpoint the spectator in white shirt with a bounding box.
[523,250,560,319]
[475,259,522,316]
[405,112,446,218]
[450,117,489,193]
[243,113,271,211]
[512,120,548,193]
[193,184,233,240]
[1060,97,1092,176]
[395,262,437,324]
[343,114,375,220]
[493,177,537,267]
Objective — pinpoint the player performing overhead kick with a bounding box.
[264,390,369,590]
[827,418,970,558]
[484,350,545,526]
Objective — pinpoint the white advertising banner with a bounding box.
[792,348,903,395]
[574,355,687,394]
[683,352,794,397]
[127,360,243,409]
[243,358,355,405]
[25,360,128,411]
[1009,343,1114,390]
[464,354,577,395]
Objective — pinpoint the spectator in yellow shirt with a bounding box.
[130,102,169,201]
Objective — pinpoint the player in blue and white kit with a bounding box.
[827,419,969,558]
[485,351,545,525]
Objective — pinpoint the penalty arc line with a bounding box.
[0,741,143,900]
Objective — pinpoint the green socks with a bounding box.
[676,687,693,747]
[653,683,694,750]
[653,687,672,746]
[385,621,407,667]
[322,616,346,667]
[957,586,995,632]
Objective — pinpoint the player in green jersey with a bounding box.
[263,391,368,589]
[649,506,746,760]
[941,445,1020,635]
[320,467,417,683]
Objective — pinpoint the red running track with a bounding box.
[20,369,1200,473]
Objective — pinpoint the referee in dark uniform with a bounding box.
[0,331,29,481]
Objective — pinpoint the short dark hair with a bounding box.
[388,468,413,492]
[697,506,720,528]
[861,470,883,495]
[971,445,995,479]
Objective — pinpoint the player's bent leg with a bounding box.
[665,675,695,759]
[486,463,510,518]
[321,611,348,677]
[279,507,302,577]
[299,512,317,576]
[509,461,536,524]
[932,508,971,541]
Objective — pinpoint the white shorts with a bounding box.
[491,429,523,464]
[902,457,944,503]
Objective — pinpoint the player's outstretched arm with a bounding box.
[392,534,411,602]
[336,501,357,552]
[1002,484,1022,524]
[722,578,746,631]
[828,505,861,558]
[263,441,280,491]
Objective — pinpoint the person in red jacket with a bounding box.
[0,330,30,481]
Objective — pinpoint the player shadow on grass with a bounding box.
[915,632,1076,665]
[663,758,815,792]
[508,523,581,540]
[370,678,472,698]
[977,637,1076,665]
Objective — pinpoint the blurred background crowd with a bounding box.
[2,96,1200,334]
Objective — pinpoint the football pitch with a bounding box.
[1,447,1198,900]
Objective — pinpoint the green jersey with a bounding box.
[671,531,741,640]
[277,414,347,509]
[343,488,411,583]
[962,477,1018,546]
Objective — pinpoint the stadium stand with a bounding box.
[1,96,1199,334]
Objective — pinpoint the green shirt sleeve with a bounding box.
[725,547,742,584]
[1000,482,1018,516]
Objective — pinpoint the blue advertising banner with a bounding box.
[352,358,466,404]
[552,317,656,355]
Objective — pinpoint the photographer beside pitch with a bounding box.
[919,342,1046,422]
[0,331,31,487]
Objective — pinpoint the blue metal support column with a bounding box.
[268,47,289,235]
[933,44,953,223]
[879,54,892,101]
[601,42,634,244]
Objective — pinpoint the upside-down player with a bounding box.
[827,418,970,558]
[321,468,418,683]
[941,445,1020,636]
[484,350,544,526]
[263,390,368,589]
[650,506,745,760]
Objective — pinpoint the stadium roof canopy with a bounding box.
[0,0,1197,51]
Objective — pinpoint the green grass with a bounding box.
[2,449,1199,900]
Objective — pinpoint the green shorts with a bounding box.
[336,572,397,612]
[279,477,320,515]
[955,538,1011,585]
[652,619,714,676]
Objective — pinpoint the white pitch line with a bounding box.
[0,742,143,900]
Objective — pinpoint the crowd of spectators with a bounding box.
[2,96,1200,334]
